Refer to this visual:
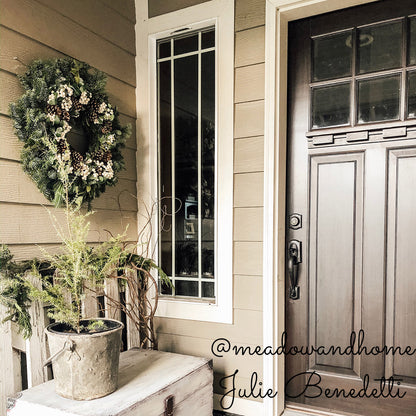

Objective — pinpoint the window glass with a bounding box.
[312,31,352,81]
[409,17,416,66]
[358,21,402,74]
[157,30,216,298]
[358,75,401,123]
[158,41,171,59]
[174,55,199,278]
[202,29,215,49]
[158,60,172,284]
[201,51,215,279]
[408,71,416,118]
[312,83,350,129]
[174,34,198,55]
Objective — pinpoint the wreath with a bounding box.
[9,57,130,207]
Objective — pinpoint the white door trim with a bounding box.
[263,1,378,415]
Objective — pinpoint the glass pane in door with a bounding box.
[408,71,416,118]
[358,21,402,74]
[311,83,350,128]
[312,31,352,81]
[357,75,401,123]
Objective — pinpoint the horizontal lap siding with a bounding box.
[0,3,137,257]
[153,0,266,405]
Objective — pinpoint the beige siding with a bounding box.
[148,0,210,17]
[0,2,137,257]
[0,3,137,408]
[153,1,266,404]
[234,136,264,173]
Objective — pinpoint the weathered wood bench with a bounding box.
[8,349,213,416]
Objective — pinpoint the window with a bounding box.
[157,28,216,299]
[310,16,416,129]
[136,0,234,323]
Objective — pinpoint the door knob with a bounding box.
[288,240,301,299]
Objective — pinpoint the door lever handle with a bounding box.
[288,240,301,300]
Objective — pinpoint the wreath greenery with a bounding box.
[9,57,130,207]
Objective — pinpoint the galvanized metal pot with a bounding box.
[45,318,124,400]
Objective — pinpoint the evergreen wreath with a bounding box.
[9,57,130,207]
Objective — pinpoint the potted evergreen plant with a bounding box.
[0,193,170,400]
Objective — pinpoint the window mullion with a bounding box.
[197,31,202,298]
[170,38,176,294]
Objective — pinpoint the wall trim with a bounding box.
[263,1,378,415]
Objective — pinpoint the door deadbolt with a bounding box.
[289,213,302,230]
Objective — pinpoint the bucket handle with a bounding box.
[43,338,81,367]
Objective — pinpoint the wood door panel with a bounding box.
[386,149,416,383]
[309,154,364,372]
[286,1,416,414]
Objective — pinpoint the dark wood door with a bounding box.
[286,1,416,414]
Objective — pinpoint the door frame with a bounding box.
[263,1,379,415]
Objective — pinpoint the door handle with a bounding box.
[288,240,301,300]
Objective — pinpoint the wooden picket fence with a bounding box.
[0,270,141,416]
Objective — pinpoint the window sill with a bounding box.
[155,295,233,324]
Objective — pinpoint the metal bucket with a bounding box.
[45,318,124,400]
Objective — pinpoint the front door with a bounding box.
[286,1,416,414]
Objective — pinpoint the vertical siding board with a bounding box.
[104,276,122,322]
[0,307,18,416]
[25,276,49,388]
[125,269,141,348]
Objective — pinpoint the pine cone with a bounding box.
[90,100,100,112]
[57,140,68,154]
[96,166,103,176]
[87,100,100,123]
[101,122,113,134]
[102,151,112,163]
[46,104,62,117]
[72,97,83,112]
[93,150,104,161]
[71,151,84,171]
[62,111,70,121]
[46,104,55,116]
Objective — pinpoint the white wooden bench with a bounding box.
[7,349,213,416]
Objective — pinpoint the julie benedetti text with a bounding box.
[213,330,415,410]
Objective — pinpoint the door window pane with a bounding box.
[312,83,350,128]
[409,18,416,66]
[312,31,352,81]
[358,75,400,123]
[408,71,416,118]
[358,21,402,74]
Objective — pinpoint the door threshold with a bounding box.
[284,404,361,416]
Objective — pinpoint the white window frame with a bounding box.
[135,0,234,323]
